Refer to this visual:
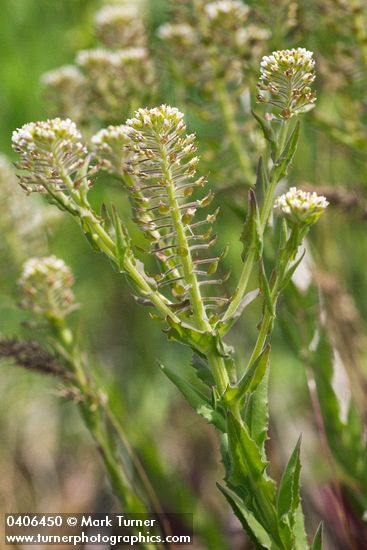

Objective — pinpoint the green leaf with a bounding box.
[226,345,270,407]
[240,189,263,262]
[311,523,323,550]
[191,353,215,387]
[280,250,306,291]
[273,122,300,180]
[292,503,309,550]
[218,484,271,549]
[259,260,275,317]
[226,414,277,533]
[218,288,260,335]
[111,205,128,271]
[160,363,225,431]
[244,365,269,456]
[251,110,277,158]
[277,437,302,522]
[165,317,212,354]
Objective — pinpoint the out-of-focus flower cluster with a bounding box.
[76,46,154,122]
[94,4,146,48]
[275,187,328,226]
[12,118,88,195]
[41,4,154,125]
[257,48,316,119]
[0,154,59,265]
[18,256,77,320]
[41,66,88,124]
[91,124,132,179]
[158,0,269,96]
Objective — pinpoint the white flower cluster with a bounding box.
[12,118,87,193]
[12,118,83,151]
[95,4,139,27]
[19,256,76,318]
[260,48,315,80]
[41,65,85,87]
[126,105,185,132]
[275,187,328,225]
[204,0,249,20]
[158,23,196,43]
[258,48,316,118]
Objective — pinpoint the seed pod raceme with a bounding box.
[124,105,228,322]
[257,48,317,119]
[11,118,94,214]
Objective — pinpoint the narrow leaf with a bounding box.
[244,365,269,456]
[240,189,263,262]
[277,436,302,521]
[160,363,225,431]
[228,345,270,406]
[218,288,260,335]
[311,523,323,550]
[218,484,271,549]
[274,122,300,180]
[111,205,128,271]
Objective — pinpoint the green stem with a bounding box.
[206,349,230,394]
[222,120,291,323]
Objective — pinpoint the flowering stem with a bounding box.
[223,120,292,323]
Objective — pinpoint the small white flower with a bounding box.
[274,187,328,224]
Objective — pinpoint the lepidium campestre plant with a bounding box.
[12,49,328,548]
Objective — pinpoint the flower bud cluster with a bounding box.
[94,4,146,48]
[41,65,88,123]
[91,125,132,177]
[257,48,316,119]
[12,118,88,194]
[18,256,76,319]
[274,187,328,226]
